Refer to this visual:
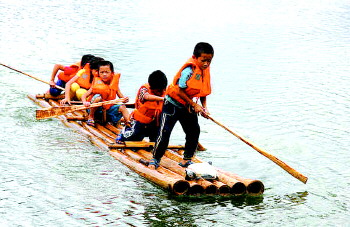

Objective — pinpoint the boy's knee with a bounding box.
[49,88,62,96]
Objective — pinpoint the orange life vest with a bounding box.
[75,63,92,89]
[91,73,121,110]
[57,61,81,82]
[166,57,211,106]
[132,83,165,124]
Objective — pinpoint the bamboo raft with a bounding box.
[28,93,265,196]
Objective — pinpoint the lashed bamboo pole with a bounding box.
[170,149,248,195]
[121,149,204,194]
[109,149,189,195]
[28,94,109,150]
[137,149,219,195]
[82,122,115,144]
[95,124,118,140]
[109,142,185,150]
[128,149,205,195]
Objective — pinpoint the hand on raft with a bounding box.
[60,98,71,106]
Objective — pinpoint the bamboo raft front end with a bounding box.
[28,94,265,197]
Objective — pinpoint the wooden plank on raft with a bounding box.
[109,141,185,149]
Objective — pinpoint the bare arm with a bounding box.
[50,64,65,87]
[200,96,209,117]
[143,93,164,102]
[177,88,200,111]
[60,75,79,105]
[81,88,93,107]
[177,88,209,117]
[116,88,129,103]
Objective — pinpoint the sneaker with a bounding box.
[115,134,124,144]
[148,158,160,169]
[87,119,95,127]
[178,160,193,168]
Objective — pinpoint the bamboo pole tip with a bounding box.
[172,180,190,195]
[204,185,218,195]
[302,176,308,184]
[246,180,265,196]
[218,185,231,195]
[187,184,205,195]
[231,182,247,196]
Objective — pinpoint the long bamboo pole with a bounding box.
[206,115,308,184]
[0,63,64,90]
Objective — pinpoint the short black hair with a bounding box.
[193,42,214,58]
[81,54,95,67]
[98,60,114,73]
[89,57,105,70]
[148,70,167,90]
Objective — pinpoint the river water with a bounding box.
[0,0,349,226]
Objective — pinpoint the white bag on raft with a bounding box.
[185,162,218,180]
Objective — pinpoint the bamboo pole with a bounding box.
[207,115,308,184]
[109,149,189,195]
[109,142,185,150]
[130,149,205,195]
[136,149,219,195]
[165,149,246,195]
[1,63,64,90]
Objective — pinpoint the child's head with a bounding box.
[148,70,168,95]
[90,57,105,78]
[81,54,95,68]
[98,60,114,82]
[193,42,214,58]
[192,42,214,70]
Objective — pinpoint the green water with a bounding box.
[0,0,349,226]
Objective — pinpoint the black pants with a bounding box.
[121,120,158,142]
[152,99,200,161]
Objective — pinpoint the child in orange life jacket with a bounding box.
[81,60,130,127]
[116,70,168,144]
[48,54,95,96]
[60,57,104,105]
[149,42,213,169]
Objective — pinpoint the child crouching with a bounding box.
[81,60,130,127]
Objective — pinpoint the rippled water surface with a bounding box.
[1,0,349,226]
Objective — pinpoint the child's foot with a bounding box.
[178,160,193,168]
[148,158,159,170]
[115,134,124,144]
[87,119,95,127]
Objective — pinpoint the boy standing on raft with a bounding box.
[149,42,213,169]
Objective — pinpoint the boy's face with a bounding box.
[193,53,213,70]
[99,65,113,82]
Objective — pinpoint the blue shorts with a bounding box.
[49,80,66,96]
[95,104,123,124]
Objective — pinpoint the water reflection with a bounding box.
[249,191,309,213]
